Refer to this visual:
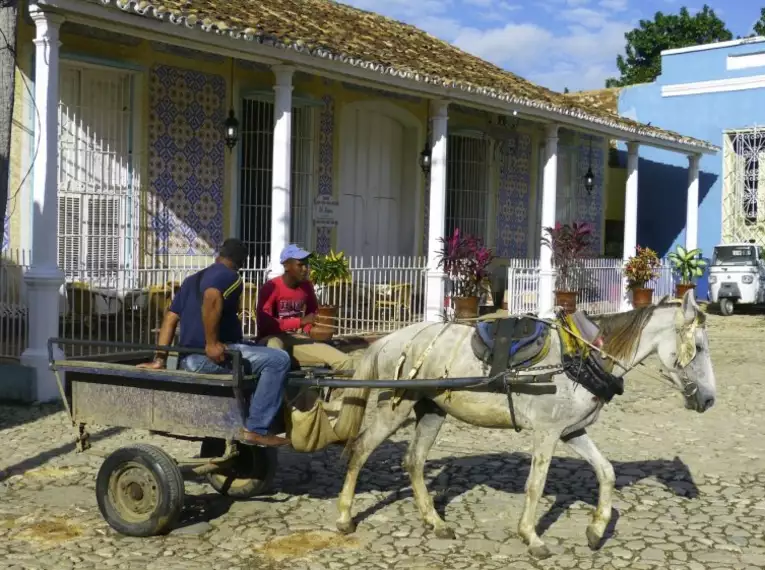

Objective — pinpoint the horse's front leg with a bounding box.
[517,429,560,559]
[562,429,615,550]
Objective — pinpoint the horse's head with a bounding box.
[654,290,716,413]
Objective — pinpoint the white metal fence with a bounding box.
[505,257,678,315]
[0,251,427,358]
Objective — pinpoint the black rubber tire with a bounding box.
[95,443,185,537]
[719,298,734,316]
[200,438,278,499]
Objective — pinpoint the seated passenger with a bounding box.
[256,244,354,373]
[137,238,292,447]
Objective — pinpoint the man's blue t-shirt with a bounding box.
[169,262,243,348]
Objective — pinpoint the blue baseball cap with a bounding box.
[280,244,311,264]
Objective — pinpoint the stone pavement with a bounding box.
[1,313,765,569]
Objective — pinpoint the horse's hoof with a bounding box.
[528,544,552,559]
[336,520,357,534]
[433,526,455,540]
[586,525,603,550]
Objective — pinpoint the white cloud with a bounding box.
[340,0,635,92]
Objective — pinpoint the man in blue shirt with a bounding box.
[138,239,292,447]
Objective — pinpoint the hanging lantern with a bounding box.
[583,166,594,194]
[419,145,431,176]
[224,109,239,150]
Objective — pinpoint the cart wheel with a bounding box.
[200,438,277,499]
[719,298,734,316]
[95,444,185,537]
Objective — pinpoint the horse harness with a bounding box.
[470,312,625,432]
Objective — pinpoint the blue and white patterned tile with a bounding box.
[577,134,605,255]
[148,65,226,256]
[316,95,335,254]
[495,132,532,258]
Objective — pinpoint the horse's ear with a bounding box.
[681,288,697,324]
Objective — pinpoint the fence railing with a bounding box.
[505,257,678,315]
[0,250,427,358]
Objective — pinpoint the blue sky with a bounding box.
[342,0,763,93]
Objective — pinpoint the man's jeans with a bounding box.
[182,343,291,435]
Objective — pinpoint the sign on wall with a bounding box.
[313,195,339,227]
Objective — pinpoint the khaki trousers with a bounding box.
[258,334,355,373]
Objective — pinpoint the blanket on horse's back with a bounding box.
[472,311,624,402]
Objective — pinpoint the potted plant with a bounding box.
[624,245,661,308]
[437,228,494,320]
[309,250,352,341]
[668,245,707,299]
[540,222,592,313]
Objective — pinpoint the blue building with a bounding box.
[618,36,765,297]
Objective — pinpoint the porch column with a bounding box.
[21,7,66,402]
[425,100,449,322]
[537,123,559,317]
[268,65,294,277]
[621,141,639,311]
[685,154,701,252]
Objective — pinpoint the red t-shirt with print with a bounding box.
[256,276,319,340]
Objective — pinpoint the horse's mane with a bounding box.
[591,303,664,362]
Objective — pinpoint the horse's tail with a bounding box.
[332,340,383,443]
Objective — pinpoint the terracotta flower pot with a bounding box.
[631,287,654,308]
[554,290,578,314]
[311,305,337,341]
[453,296,480,320]
[675,283,696,299]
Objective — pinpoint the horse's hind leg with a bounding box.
[403,399,452,539]
[562,430,615,550]
[336,395,416,534]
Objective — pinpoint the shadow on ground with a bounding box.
[186,440,698,546]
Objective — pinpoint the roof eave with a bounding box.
[36,0,719,154]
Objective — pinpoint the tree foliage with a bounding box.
[605,5,732,87]
[754,8,765,37]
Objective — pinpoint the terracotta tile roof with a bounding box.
[98,0,718,152]
[564,88,621,115]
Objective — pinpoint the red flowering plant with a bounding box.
[540,222,592,291]
[624,245,660,290]
[436,228,495,298]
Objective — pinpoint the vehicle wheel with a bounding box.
[719,298,735,316]
[95,444,185,537]
[200,438,278,499]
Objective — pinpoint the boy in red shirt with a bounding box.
[256,244,354,373]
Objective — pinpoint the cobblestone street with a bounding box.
[1,313,764,569]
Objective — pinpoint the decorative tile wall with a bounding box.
[315,95,334,254]
[147,64,225,256]
[2,203,9,251]
[422,118,432,255]
[495,132,533,258]
[576,134,605,255]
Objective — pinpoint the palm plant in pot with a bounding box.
[668,246,707,299]
[437,228,494,320]
[309,250,351,341]
[624,245,660,308]
[540,222,592,313]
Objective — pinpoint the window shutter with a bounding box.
[86,196,121,272]
[58,195,82,275]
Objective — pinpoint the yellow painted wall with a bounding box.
[606,165,626,221]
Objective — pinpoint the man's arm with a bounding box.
[256,280,302,333]
[138,310,179,369]
[304,281,319,316]
[202,288,224,346]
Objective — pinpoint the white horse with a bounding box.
[329,290,716,558]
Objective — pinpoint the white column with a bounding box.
[268,65,294,277]
[685,154,700,252]
[21,8,66,403]
[536,123,559,317]
[621,141,639,311]
[424,100,449,322]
